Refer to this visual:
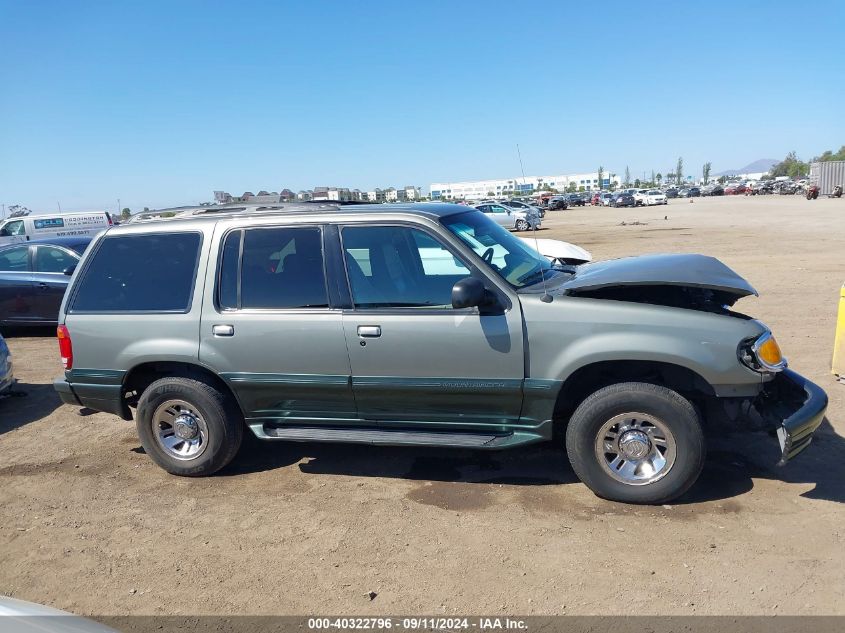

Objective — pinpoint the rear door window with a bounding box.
[0,246,30,271]
[70,233,201,312]
[35,246,77,273]
[218,227,328,310]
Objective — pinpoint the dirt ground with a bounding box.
[1,195,844,617]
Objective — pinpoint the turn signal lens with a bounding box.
[57,325,73,370]
[757,335,783,367]
[743,330,787,373]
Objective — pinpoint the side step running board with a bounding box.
[252,425,507,448]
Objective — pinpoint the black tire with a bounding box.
[515,219,529,231]
[565,382,705,504]
[136,377,243,476]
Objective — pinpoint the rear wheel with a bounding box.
[136,377,243,476]
[565,382,705,504]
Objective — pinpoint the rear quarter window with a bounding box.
[70,232,202,312]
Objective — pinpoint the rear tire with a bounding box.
[565,382,705,504]
[136,377,243,476]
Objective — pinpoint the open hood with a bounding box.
[559,254,758,299]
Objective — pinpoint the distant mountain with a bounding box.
[714,159,778,177]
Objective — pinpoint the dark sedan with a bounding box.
[0,237,92,326]
[611,192,636,207]
[565,193,587,207]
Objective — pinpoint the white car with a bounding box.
[633,189,649,205]
[519,237,592,265]
[473,202,540,232]
[600,193,614,207]
[0,211,113,245]
[641,189,668,206]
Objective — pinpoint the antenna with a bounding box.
[516,144,552,303]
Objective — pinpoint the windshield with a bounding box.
[441,210,553,288]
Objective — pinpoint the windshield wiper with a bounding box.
[517,268,556,286]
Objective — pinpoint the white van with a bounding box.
[0,212,113,245]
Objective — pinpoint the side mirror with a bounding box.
[63,265,76,276]
[452,277,492,310]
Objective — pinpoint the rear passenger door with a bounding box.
[31,245,78,322]
[199,224,357,429]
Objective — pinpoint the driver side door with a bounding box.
[339,223,525,430]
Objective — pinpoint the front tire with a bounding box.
[565,382,705,504]
[515,219,529,231]
[136,377,243,476]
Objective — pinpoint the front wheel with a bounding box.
[565,382,705,504]
[515,219,529,231]
[136,377,243,476]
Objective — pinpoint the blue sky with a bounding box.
[1,0,843,213]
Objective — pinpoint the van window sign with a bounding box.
[34,218,65,229]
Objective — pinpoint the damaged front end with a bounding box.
[752,369,828,464]
[557,253,759,315]
[550,253,828,464]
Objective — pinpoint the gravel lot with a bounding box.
[1,195,843,616]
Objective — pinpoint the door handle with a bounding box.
[357,325,381,338]
[212,324,235,337]
[37,282,49,290]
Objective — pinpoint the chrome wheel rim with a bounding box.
[516,220,528,231]
[152,399,209,461]
[594,412,676,485]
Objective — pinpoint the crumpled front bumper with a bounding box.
[756,369,828,464]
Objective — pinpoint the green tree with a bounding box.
[770,151,809,178]
[634,178,641,188]
[486,191,495,196]
[624,166,630,186]
[718,175,728,184]
[566,182,577,193]
[121,207,131,220]
[702,162,711,185]
[666,172,676,182]
[656,172,662,185]
[597,166,604,190]
[675,157,684,184]
[814,145,845,162]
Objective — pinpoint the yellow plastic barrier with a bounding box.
[834,284,845,381]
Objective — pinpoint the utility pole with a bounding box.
[117,199,121,216]
[57,201,62,213]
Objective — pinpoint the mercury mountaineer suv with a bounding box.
[53,203,828,504]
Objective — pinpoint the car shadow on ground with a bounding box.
[215,418,845,505]
[0,383,62,435]
[686,417,845,504]
[0,325,56,338]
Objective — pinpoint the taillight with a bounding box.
[57,325,73,370]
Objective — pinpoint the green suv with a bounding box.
[53,203,827,504]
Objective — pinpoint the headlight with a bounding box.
[739,330,787,373]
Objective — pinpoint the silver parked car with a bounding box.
[473,202,540,231]
[0,332,13,396]
[53,203,826,504]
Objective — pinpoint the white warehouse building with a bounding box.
[430,171,620,200]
